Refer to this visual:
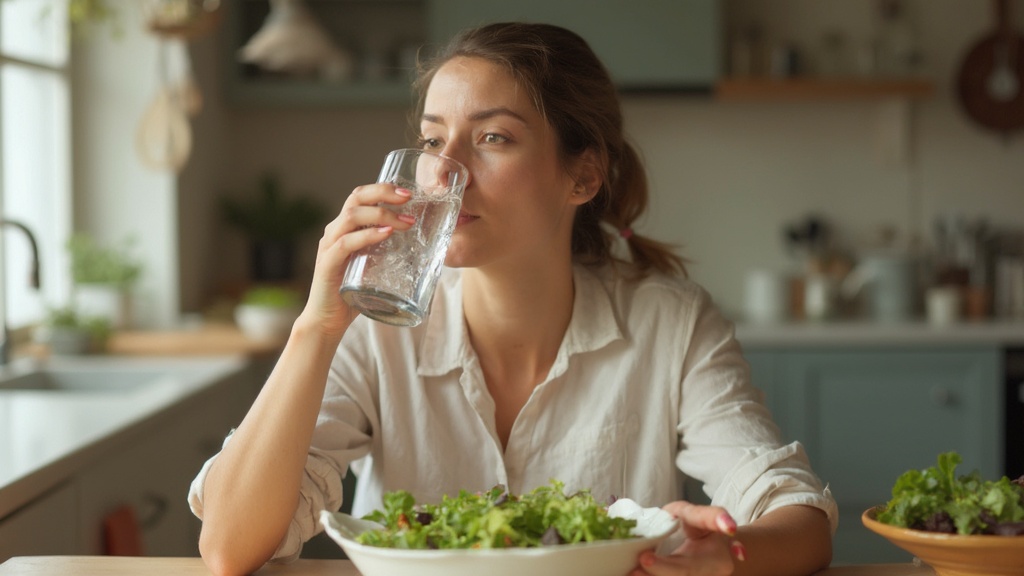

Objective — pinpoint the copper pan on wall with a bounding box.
[956,0,1024,136]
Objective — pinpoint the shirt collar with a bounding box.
[417,266,624,377]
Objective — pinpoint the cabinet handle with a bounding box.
[930,387,954,406]
[139,493,169,530]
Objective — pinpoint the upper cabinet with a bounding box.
[224,0,429,106]
[224,0,722,106]
[429,0,721,92]
[223,0,932,107]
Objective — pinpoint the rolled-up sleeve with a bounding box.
[186,429,364,562]
[186,320,379,562]
[674,289,838,533]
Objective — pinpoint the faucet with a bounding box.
[0,219,42,366]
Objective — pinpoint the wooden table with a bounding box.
[0,557,936,575]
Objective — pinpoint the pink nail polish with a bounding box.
[717,514,737,536]
[731,540,747,562]
[397,214,416,224]
[395,187,412,197]
[378,226,393,233]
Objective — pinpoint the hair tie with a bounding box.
[619,227,633,240]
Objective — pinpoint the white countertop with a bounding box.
[735,319,1024,348]
[0,355,248,520]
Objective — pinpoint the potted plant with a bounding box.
[234,286,303,341]
[42,306,113,355]
[67,234,143,329]
[220,173,328,282]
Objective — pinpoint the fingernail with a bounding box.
[378,226,393,233]
[731,540,747,562]
[640,552,655,567]
[397,214,416,224]
[716,513,737,536]
[395,187,413,197]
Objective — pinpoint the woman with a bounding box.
[190,22,837,576]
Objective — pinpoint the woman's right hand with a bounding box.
[298,182,416,339]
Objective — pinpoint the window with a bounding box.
[1,0,72,329]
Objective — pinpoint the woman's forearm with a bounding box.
[198,317,346,576]
[733,505,833,576]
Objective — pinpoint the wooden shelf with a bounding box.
[715,77,935,101]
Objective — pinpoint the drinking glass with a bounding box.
[339,149,469,327]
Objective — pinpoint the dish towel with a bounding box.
[103,505,144,556]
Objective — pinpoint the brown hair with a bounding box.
[413,22,686,277]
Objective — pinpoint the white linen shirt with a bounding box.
[189,265,838,560]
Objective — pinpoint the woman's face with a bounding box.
[420,56,585,271]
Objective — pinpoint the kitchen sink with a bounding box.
[0,368,169,392]
[0,356,237,393]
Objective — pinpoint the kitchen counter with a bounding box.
[735,319,1024,347]
[107,322,285,357]
[0,557,936,575]
[0,355,250,521]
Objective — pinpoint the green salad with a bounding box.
[875,452,1024,535]
[356,480,637,549]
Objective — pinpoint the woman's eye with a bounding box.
[419,137,442,149]
[483,133,508,144]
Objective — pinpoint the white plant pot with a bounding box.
[75,283,133,329]
[234,304,300,341]
[48,327,92,356]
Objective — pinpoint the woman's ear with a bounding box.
[569,149,604,206]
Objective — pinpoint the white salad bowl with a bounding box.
[319,498,678,576]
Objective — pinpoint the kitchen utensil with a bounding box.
[804,273,838,321]
[926,286,961,326]
[136,86,192,172]
[956,0,1024,135]
[744,269,789,324]
[842,253,918,322]
[136,41,193,172]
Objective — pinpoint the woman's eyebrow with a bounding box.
[421,107,528,125]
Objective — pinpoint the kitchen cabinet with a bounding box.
[746,347,1002,565]
[224,0,721,106]
[74,369,257,556]
[74,364,258,553]
[0,363,260,560]
[0,482,78,562]
[225,0,428,106]
[715,77,934,100]
[225,1,935,107]
[428,0,720,91]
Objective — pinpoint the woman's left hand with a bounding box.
[629,501,746,576]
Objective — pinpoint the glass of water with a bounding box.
[339,149,469,327]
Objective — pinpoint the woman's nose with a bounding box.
[435,149,470,190]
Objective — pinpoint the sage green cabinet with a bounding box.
[429,0,721,90]
[0,482,78,562]
[226,0,721,106]
[745,347,1002,565]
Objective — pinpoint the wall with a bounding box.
[72,3,181,328]
[154,1,1024,321]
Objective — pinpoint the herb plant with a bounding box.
[67,234,142,287]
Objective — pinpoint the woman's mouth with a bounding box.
[456,211,479,227]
